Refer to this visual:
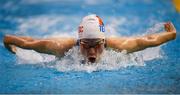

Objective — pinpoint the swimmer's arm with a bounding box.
[3,35,76,57]
[106,22,176,53]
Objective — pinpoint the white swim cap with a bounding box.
[78,14,105,39]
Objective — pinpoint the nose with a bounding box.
[88,48,96,63]
[88,48,96,55]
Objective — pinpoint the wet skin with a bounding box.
[80,38,105,63]
[3,22,176,64]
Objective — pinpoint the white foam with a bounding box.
[15,45,162,73]
[49,46,160,73]
[12,15,164,72]
[105,17,127,37]
[16,47,56,64]
[17,15,70,34]
[144,22,165,35]
[42,47,145,73]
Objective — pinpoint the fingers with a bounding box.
[164,22,176,32]
[4,44,16,54]
[3,35,16,54]
[10,45,17,54]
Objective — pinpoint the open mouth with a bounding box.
[88,57,96,63]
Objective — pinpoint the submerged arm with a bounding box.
[106,22,176,53]
[3,35,76,57]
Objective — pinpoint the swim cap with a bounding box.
[78,14,105,39]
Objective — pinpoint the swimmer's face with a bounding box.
[80,38,105,63]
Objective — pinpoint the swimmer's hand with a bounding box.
[3,35,76,56]
[3,35,17,54]
[106,22,176,53]
[164,22,176,33]
[8,45,17,54]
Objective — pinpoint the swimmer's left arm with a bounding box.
[106,22,176,53]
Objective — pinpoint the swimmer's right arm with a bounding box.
[3,35,76,57]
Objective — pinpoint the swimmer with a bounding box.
[3,14,176,63]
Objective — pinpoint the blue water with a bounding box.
[0,0,180,94]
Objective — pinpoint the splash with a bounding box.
[16,47,56,64]
[15,44,162,73]
[51,47,145,73]
[13,16,164,72]
[144,22,165,35]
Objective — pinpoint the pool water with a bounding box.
[0,0,180,94]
